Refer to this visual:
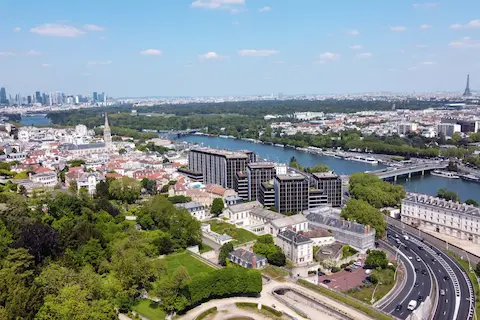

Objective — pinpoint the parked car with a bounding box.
[440,289,445,296]
[421,269,427,275]
[322,279,331,284]
[345,268,352,272]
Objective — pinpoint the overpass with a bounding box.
[368,161,449,181]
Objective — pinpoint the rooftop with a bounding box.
[228,200,262,213]
[278,229,312,245]
[306,209,375,235]
[271,214,308,229]
[250,207,284,221]
[404,192,480,216]
[247,162,276,169]
[175,201,204,210]
[312,171,339,179]
[275,174,307,181]
[229,248,266,263]
[190,147,249,159]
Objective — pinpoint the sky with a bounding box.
[1,0,480,97]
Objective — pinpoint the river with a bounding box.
[179,135,480,204]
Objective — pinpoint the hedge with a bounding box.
[236,302,283,318]
[195,306,218,320]
[298,280,393,320]
[262,305,283,317]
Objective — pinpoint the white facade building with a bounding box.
[401,192,480,244]
[267,214,309,236]
[176,202,208,221]
[75,124,88,137]
[76,172,106,195]
[275,229,313,266]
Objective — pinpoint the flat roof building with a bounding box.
[246,162,276,201]
[274,173,309,214]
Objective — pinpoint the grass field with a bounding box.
[262,265,290,281]
[207,220,257,244]
[132,299,166,320]
[163,251,215,275]
[199,243,213,253]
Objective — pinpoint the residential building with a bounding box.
[275,229,313,266]
[188,147,251,189]
[397,122,418,135]
[228,249,268,269]
[224,201,283,234]
[274,173,309,214]
[29,167,58,188]
[306,207,375,251]
[437,122,461,138]
[267,214,309,236]
[311,172,342,207]
[401,192,480,244]
[246,162,276,201]
[176,201,208,221]
[76,172,105,195]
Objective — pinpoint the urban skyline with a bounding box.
[1,1,480,97]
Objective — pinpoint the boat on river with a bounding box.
[348,156,379,165]
[430,170,459,179]
[460,174,480,183]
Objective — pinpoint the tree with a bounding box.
[0,220,12,260]
[466,199,479,207]
[341,199,386,238]
[67,159,86,167]
[119,148,127,154]
[447,160,459,172]
[253,239,286,267]
[219,242,234,266]
[365,250,388,269]
[437,188,459,202]
[451,132,462,145]
[141,178,157,195]
[168,195,192,204]
[13,170,29,180]
[211,198,225,216]
[256,234,274,245]
[268,250,286,266]
[155,266,191,312]
[14,222,61,264]
[349,173,405,209]
[475,262,480,277]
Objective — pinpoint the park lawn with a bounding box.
[207,220,257,244]
[163,251,215,275]
[132,299,166,320]
[262,265,290,281]
[199,243,213,253]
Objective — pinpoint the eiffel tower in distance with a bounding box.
[463,74,472,97]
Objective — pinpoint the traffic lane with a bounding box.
[378,241,416,315]
[428,244,474,320]
[390,227,458,320]
[384,237,431,318]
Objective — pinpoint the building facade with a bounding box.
[274,174,309,214]
[275,229,313,266]
[246,162,276,201]
[188,147,251,189]
[176,202,208,221]
[228,249,267,269]
[311,172,343,207]
[401,192,480,244]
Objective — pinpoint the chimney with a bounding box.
[364,226,368,234]
[252,255,257,269]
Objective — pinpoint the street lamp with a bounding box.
[371,282,382,304]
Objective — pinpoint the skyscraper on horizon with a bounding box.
[0,87,7,104]
[463,74,472,97]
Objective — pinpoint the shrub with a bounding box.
[196,307,218,320]
[262,305,283,317]
[331,266,340,273]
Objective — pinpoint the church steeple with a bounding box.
[104,113,112,149]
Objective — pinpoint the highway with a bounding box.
[388,225,475,320]
[378,231,432,319]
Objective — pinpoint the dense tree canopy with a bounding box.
[365,250,389,269]
[349,173,406,209]
[341,199,387,238]
[211,198,225,217]
[437,188,460,202]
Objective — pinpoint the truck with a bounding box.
[407,300,418,310]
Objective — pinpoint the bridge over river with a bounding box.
[368,161,449,181]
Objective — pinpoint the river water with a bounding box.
[179,135,480,204]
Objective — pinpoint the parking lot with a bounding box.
[319,264,370,291]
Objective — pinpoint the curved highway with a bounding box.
[378,231,432,319]
[388,225,475,320]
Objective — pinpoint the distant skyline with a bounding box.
[1,0,480,97]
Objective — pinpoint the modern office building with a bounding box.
[0,87,7,104]
[397,122,418,135]
[188,147,251,189]
[311,172,342,207]
[308,189,329,209]
[246,162,276,201]
[437,122,461,137]
[234,171,248,200]
[273,173,309,214]
[401,192,480,244]
[93,92,98,102]
[35,91,42,104]
[259,181,275,208]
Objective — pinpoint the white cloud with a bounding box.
[390,26,407,32]
[258,6,271,12]
[450,20,480,29]
[0,52,15,56]
[350,45,363,50]
[140,49,163,56]
[419,24,431,30]
[413,2,438,8]
[191,0,245,10]
[449,38,480,48]
[199,52,226,60]
[346,29,360,36]
[84,24,104,31]
[316,52,339,64]
[41,63,52,67]
[356,52,372,59]
[24,50,41,56]
[87,60,113,66]
[415,44,428,48]
[423,61,436,65]
[13,27,21,32]
[30,23,86,37]
[238,49,279,56]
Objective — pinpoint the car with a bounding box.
[440,289,445,296]
[414,268,419,273]
[362,279,370,284]
[418,246,424,250]
[444,276,450,281]
[414,282,419,287]
[318,271,325,276]
[421,269,427,275]
[365,276,373,282]
[404,246,409,251]
[420,238,425,242]
[322,279,331,284]
[431,258,436,262]
[416,257,421,262]
[409,256,413,260]
[437,252,442,256]
[418,295,424,302]
[345,268,352,272]
[395,305,403,311]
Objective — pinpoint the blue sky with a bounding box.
[0,0,480,97]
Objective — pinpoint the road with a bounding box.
[378,230,432,319]
[389,225,475,320]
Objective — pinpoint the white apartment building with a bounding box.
[30,171,58,188]
[267,214,309,236]
[176,202,208,221]
[76,172,105,195]
[275,229,313,266]
[401,192,480,244]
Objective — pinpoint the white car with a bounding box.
[416,257,421,262]
[440,289,445,296]
[409,256,413,260]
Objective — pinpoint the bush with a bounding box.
[195,307,218,320]
[262,305,283,317]
[331,266,340,273]
[236,302,257,308]
[341,245,358,259]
